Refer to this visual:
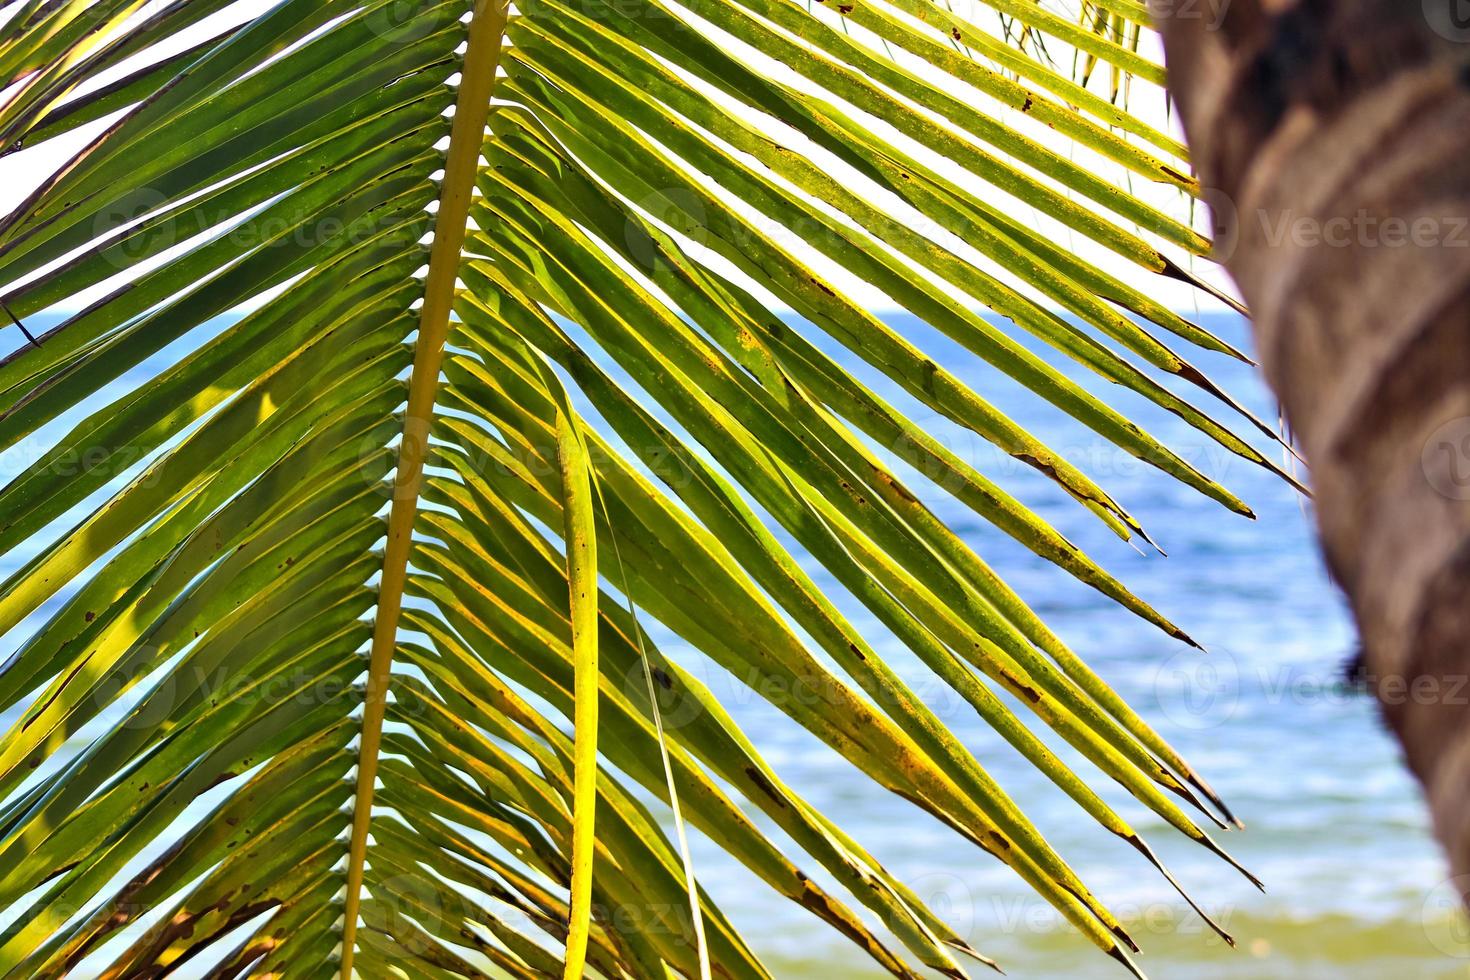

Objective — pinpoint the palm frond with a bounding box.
[0,0,1270,976]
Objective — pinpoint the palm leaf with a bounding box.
[0,0,1270,976]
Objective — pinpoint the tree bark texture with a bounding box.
[1156,0,1470,888]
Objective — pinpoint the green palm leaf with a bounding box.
[0,0,1271,976]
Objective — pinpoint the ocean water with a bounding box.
[650,311,1464,979]
[1,310,1464,979]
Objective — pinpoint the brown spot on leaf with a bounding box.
[744,766,788,807]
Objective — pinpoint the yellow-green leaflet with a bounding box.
[549,371,600,980]
[0,0,1281,976]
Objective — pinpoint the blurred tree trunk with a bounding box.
[1155,0,1470,887]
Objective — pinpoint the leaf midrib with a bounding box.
[336,3,509,976]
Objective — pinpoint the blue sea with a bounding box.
[1,311,1465,978]
[619,311,1466,979]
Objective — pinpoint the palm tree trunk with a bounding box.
[1156,0,1470,886]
